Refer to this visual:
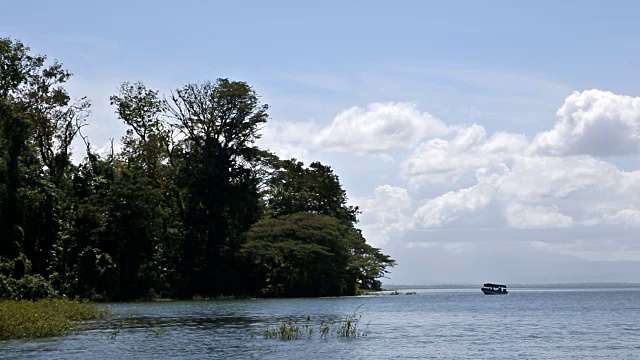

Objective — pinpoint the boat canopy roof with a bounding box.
[483,283,507,288]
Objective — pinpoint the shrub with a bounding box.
[0,275,17,299]
[0,257,13,276]
[0,274,57,300]
[0,299,111,340]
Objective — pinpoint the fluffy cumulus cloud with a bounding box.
[412,184,493,228]
[401,124,528,185]
[483,155,621,202]
[313,102,450,153]
[258,102,450,160]
[257,121,317,162]
[505,203,573,229]
[399,90,640,232]
[350,185,412,246]
[588,208,640,227]
[532,89,640,156]
[262,88,640,261]
[409,154,640,229]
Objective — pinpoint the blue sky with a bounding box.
[4,1,640,284]
[5,1,640,84]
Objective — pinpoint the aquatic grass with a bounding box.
[260,305,368,340]
[335,304,368,338]
[360,289,415,296]
[0,299,111,340]
[320,320,330,339]
[107,319,126,340]
[263,318,314,340]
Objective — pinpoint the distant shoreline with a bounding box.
[384,283,640,290]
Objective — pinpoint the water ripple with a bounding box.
[2,288,640,359]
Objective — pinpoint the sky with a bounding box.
[3,0,640,285]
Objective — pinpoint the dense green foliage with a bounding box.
[261,308,368,340]
[0,37,395,300]
[0,299,110,340]
[0,274,57,300]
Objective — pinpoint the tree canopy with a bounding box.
[0,37,395,300]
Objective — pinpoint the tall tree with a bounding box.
[98,82,180,299]
[166,79,268,296]
[0,38,88,276]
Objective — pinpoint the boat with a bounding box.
[481,283,508,295]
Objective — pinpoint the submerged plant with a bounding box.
[320,320,330,339]
[108,319,126,340]
[335,304,368,338]
[259,305,368,340]
[263,320,308,340]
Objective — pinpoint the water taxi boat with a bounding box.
[481,283,508,295]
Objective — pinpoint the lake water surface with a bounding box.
[2,287,640,359]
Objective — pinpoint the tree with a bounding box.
[241,212,354,297]
[0,37,88,277]
[346,229,396,290]
[87,82,181,299]
[264,159,359,225]
[261,157,395,292]
[166,79,268,296]
[0,37,397,300]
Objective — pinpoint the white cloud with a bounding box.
[260,121,318,144]
[254,88,640,261]
[266,143,310,163]
[368,153,395,163]
[505,203,573,229]
[257,121,317,162]
[483,155,621,202]
[603,208,640,226]
[259,102,451,162]
[314,102,450,153]
[401,124,528,185]
[410,154,640,230]
[412,184,493,228]
[533,89,640,156]
[351,185,412,246]
[584,208,640,228]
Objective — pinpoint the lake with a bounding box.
[2,287,640,359]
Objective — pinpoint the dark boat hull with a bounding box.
[481,288,508,295]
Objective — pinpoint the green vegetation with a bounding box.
[358,288,416,296]
[336,305,368,337]
[0,37,395,301]
[261,306,368,340]
[0,274,57,300]
[0,299,110,340]
[263,320,315,340]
